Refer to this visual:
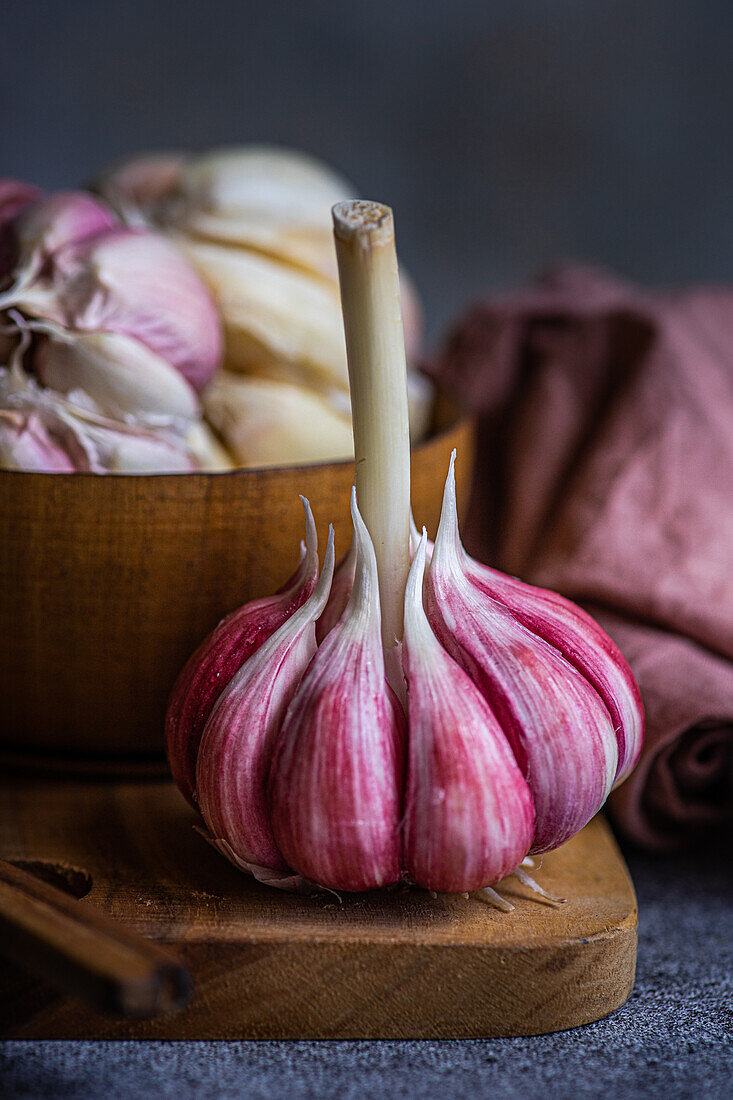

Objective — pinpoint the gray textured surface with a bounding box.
[2,836,731,1099]
[5,0,733,340]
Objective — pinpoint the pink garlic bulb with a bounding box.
[165,498,321,808]
[425,457,623,854]
[402,532,535,892]
[196,528,335,886]
[1,224,221,392]
[268,490,405,892]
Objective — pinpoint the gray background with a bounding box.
[3,3,732,1094]
[4,0,733,339]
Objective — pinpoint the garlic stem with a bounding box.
[332,201,411,657]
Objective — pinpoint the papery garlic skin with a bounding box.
[35,330,201,424]
[90,152,186,225]
[425,463,619,855]
[403,533,534,893]
[165,498,321,808]
[0,408,75,471]
[0,180,41,225]
[268,490,405,892]
[0,365,195,474]
[196,527,335,875]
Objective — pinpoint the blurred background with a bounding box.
[3,0,732,340]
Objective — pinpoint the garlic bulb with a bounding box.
[165,498,321,807]
[403,532,535,892]
[167,200,644,903]
[268,490,405,892]
[202,371,353,468]
[196,527,335,884]
[1,226,222,393]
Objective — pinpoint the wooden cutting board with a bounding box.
[0,775,637,1039]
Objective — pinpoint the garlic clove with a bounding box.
[440,452,644,788]
[0,408,76,471]
[268,489,405,892]
[176,238,349,390]
[179,213,341,283]
[425,459,619,854]
[403,532,535,892]
[196,527,335,874]
[183,419,234,471]
[315,532,357,643]
[464,551,644,788]
[169,146,356,232]
[35,330,201,424]
[202,371,353,468]
[165,497,321,808]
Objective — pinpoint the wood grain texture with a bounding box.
[0,857,190,1018]
[0,776,637,1039]
[0,394,473,756]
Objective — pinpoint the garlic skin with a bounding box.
[203,371,353,468]
[196,527,335,876]
[35,330,201,424]
[268,490,405,892]
[425,461,619,855]
[0,408,75,471]
[0,180,42,276]
[403,533,535,892]
[0,365,195,474]
[90,152,186,225]
[0,191,116,298]
[165,498,321,808]
[0,179,41,225]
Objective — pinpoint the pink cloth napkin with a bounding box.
[429,265,733,850]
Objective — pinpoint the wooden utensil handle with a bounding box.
[0,858,191,1017]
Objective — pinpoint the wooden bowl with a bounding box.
[0,393,474,758]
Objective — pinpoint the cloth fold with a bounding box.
[429,265,733,850]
